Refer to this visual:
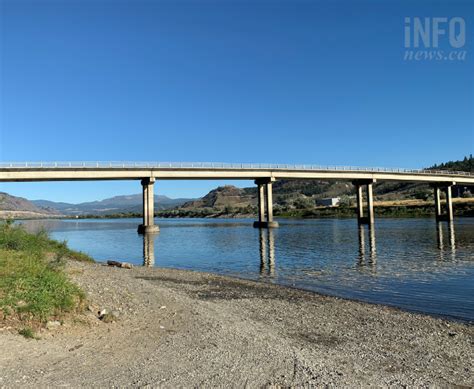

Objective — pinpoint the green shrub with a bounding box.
[0,222,89,325]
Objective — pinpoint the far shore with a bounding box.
[3,197,474,221]
[1,260,473,387]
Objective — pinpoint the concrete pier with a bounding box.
[257,183,265,224]
[138,177,160,234]
[432,182,455,222]
[253,178,279,228]
[445,185,453,221]
[434,186,442,217]
[356,185,364,220]
[353,179,375,225]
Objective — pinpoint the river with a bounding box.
[21,217,474,322]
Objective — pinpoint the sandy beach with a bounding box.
[1,260,473,387]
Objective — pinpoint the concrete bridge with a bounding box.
[1,162,473,233]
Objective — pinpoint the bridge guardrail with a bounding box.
[0,162,472,177]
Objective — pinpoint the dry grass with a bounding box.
[374,198,474,207]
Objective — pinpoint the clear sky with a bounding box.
[0,0,473,202]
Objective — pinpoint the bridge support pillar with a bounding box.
[434,186,442,217]
[431,182,455,222]
[257,183,265,224]
[138,177,160,234]
[253,178,279,228]
[353,179,376,225]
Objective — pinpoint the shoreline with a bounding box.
[211,272,474,325]
[1,260,473,387]
[5,212,474,222]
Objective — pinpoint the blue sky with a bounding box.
[1,0,472,202]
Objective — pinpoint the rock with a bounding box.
[100,312,118,323]
[107,260,133,269]
[46,321,61,330]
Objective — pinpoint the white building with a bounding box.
[316,197,340,207]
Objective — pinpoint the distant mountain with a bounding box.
[0,192,63,219]
[32,194,193,215]
[31,199,81,213]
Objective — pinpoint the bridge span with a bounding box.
[1,162,473,233]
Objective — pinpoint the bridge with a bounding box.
[1,162,473,233]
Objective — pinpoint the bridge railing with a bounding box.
[0,161,472,177]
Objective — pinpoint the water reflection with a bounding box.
[436,222,456,261]
[143,233,156,267]
[259,229,276,277]
[357,224,377,270]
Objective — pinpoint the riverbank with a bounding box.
[2,198,473,221]
[1,260,473,387]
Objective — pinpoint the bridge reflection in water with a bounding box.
[143,233,156,267]
[139,221,458,273]
[259,228,276,277]
[436,221,456,260]
[357,224,377,270]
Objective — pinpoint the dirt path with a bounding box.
[1,261,473,387]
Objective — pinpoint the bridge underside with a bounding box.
[1,167,473,184]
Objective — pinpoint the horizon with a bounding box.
[1,0,473,202]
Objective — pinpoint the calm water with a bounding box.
[21,218,474,322]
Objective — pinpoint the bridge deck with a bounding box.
[0,162,473,184]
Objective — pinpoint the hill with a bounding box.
[429,155,474,172]
[32,194,193,216]
[0,192,63,219]
[167,180,439,215]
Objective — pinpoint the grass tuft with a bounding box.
[18,327,38,339]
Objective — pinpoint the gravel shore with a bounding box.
[1,260,473,387]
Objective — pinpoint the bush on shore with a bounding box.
[0,221,92,335]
